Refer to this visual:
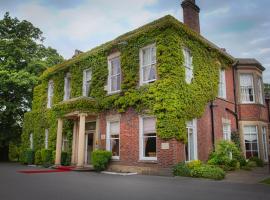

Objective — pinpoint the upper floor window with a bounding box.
[240,74,254,103]
[139,116,157,160]
[45,129,49,149]
[257,77,264,104]
[47,80,54,108]
[83,69,92,97]
[183,48,193,84]
[218,69,226,99]
[140,44,156,85]
[64,73,71,100]
[108,54,121,94]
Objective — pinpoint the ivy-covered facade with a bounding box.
[21,0,269,174]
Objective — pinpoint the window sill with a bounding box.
[107,90,121,96]
[138,159,158,164]
[140,79,156,86]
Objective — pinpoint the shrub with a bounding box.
[249,157,264,167]
[191,165,225,180]
[61,151,71,166]
[35,150,42,165]
[186,160,202,169]
[173,162,191,177]
[8,143,20,162]
[24,149,35,165]
[247,161,257,168]
[91,150,112,171]
[41,149,52,167]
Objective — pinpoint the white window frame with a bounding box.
[108,53,121,94]
[45,129,49,149]
[64,73,71,100]
[106,119,120,160]
[185,119,198,161]
[139,44,157,85]
[222,122,231,141]
[139,116,157,161]
[240,74,255,104]
[262,127,268,162]
[183,48,193,84]
[257,77,264,104]
[244,125,259,158]
[47,80,53,108]
[218,69,227,99]
[30,133,33,150]
[82,69,92,97]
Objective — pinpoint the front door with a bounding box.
[84,121,96,165]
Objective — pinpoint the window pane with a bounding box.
[111,58,120,75]
[188,131,194,160]
[143,136,156,157]
[110,138,119,157]
[143,48,151,66]
[110,121,120,135]
[143,118,156,133]
[111,75,120,92]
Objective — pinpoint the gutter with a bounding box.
[232,60,239,130]
[210,101,217,151]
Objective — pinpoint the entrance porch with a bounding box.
[55,111,100,168]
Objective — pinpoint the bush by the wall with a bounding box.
[173,162,191,177]
[8,143,20,162]
[248,157,264,167]
[61,151,71,166]
[91,150,112,171]
[41,149,53,167]
[173,160,225,180]
[35,150,42,165]
[22,149,35,165]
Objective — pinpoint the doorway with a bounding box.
[84,121,96,165]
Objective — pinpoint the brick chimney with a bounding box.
[181,0,200,33]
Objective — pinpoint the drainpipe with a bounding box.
[210,101,216,151]
[232,61,239,130]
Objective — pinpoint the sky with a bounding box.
[1,0,270,82]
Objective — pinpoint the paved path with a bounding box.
[0,162,270,200]
[223,166,270,184]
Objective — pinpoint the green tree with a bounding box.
[0,12,64,160]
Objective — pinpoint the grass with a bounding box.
[260,178,270,185]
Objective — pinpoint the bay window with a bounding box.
[140,44,156,85]
[240,74,254,103]
[257,77,264,104]
[244,126,259,159]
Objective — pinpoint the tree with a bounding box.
[0,12,64,160]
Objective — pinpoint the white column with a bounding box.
[71,121,77,165]
[55,118,63,166]
[77,113,87,168]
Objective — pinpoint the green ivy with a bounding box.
[21,15,233,153]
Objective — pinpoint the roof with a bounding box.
[236,58,265,71]
[42,15,234,79]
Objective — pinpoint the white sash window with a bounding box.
[140,44,156,85]
[183,48,193,84]
[45,129,49,149]
[185,119,197,161]
[257,77,264,104]
[108,56,121,94]
[218,69,226,99]
[244,126,259,158]
[47,80,54,108]
[106,120,120,159]
[83,69,92,96]
[64,73,71,100]
[223,123,231,141]
[240,74,254,103]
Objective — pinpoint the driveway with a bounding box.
[0,163,269,200]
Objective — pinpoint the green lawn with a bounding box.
[261,178,270,185]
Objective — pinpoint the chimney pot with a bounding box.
[181,0,200,33]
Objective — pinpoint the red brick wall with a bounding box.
[99,108,184,169]
[238,104,269,122]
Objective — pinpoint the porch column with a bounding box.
[77,113,87,168]
[71,121,78,165]
[55,118,63,165]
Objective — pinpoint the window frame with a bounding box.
[106,119,120,160]
[185,119,198,162]
[183,48,193,84]
[64,73,71,101]
[139,116,157,161]
[243,125,259,159]
[47,80,54,108]
[139,44,157,85]
[30,133,33,150]
[222,122,231,141]
[45,129,49,149]
[82,69,92,97]
[257,77,264,104]
[262,127,268,162]
[107,53,121,94]
[218,69,227,99]
[239,73,255,104]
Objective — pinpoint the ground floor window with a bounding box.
[45,129,49,149]
[29,133,33,150]
[106,120,120,159]
[223,123,231,141]
[139,116,157,160]
[244,126,259,159]
[185,119,197,161]
[262,127,268,161]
